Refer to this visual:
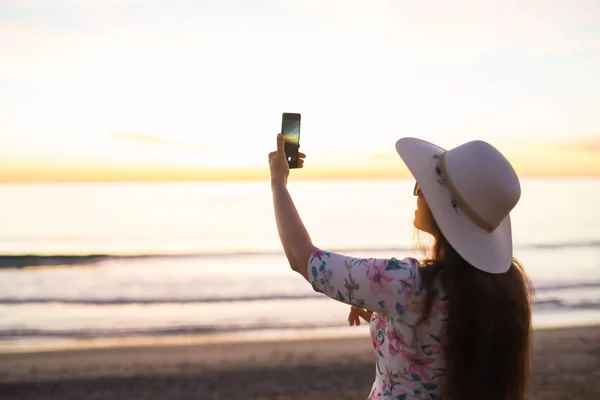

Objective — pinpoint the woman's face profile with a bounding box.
[413,184,435,235]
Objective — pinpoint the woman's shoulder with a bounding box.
[309,249,423,281]
[308,249,430,319]
[311,248,422,266]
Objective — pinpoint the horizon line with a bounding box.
[1,175,599,184]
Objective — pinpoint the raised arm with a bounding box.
[268,133,421,319]
[271,180,315,280]
[269,133,312,280]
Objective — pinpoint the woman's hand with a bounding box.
[348,306,373,326]
[268,133,305,187]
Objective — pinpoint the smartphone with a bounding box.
[281,112,301,168]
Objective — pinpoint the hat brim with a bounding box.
[396,137,512,274]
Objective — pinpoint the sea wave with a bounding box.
[0,293,323,305]
[535,281,600,292]
[0,322,344,340]
[534,299,600,311]
[1,240,599,269]
[1,297,600,341]
[2,282,600,306]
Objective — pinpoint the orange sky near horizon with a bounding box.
[1,139,598,183]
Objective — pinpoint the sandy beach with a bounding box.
[1,325,599,400]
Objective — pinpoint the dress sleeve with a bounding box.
[307,248,421,318]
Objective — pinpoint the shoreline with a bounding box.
[1,325,599,399]
[0,325,371,355]
[1,319,599,356]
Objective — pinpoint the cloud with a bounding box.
[379,0,600,61]
[110,132,167,145]
[495,137,600,177]
[109,132,224,154]
[555,137,600,153]
[370,152,401,164]
[0,0,598,91]
[363,137,600,178]
[509,136,600,155]
[5,0,125,6]
[3,0,598,57]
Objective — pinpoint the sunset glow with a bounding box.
[1,0,599,182]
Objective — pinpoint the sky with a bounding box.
[1,0,599,182]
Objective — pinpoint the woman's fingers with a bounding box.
[348,308,358,326]
[348,307,365,326]
[357,308,370,321]
[349,306,372,323]
[269,151,304,168]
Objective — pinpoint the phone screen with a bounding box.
[281,113,301,168]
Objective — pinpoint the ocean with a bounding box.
[0,179,599,352]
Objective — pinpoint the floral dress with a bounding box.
[308,249,449,400]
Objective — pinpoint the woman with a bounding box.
[268,134,533,400]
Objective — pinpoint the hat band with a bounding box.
[434,152,497,233]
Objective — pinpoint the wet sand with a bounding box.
[1,325,599,400]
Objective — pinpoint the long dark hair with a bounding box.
[416,211,534,400]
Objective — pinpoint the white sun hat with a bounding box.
[396,138,521,274]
